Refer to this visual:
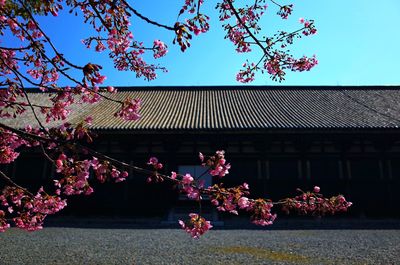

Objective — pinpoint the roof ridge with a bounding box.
[20,85,400,93]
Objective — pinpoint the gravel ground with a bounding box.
[0,228,399,265]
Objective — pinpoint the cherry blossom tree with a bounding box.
[0,0,351,237]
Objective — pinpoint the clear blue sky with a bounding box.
[15,0,400,86]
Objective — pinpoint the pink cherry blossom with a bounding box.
[0,210,10,232]
[199,152,204,162]
[114,98,141,121]
[248,199,276,226]
[182,174,194,185]
[148,157,158,165]
[179,213,212,239]
[171,171,177,180]
[153,40,168,59]
[201,150,231,177]
[107,86,116,93]
[84,116,93,125]
[238,197,250,209]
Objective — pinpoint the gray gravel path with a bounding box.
[0,228,399,265]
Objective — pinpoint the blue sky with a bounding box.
[13,0,400,86]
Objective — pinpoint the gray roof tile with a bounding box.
[2,86,400,130]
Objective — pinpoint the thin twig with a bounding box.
[226,0,270,57]
[40,144,55,164]
[0,44,33,51]
[122,0,175,31]
[269,0,283,8]
[0,170,34,197]
[22,88,46,131]
[16,0,84,70]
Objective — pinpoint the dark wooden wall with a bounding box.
[2,130,400,218]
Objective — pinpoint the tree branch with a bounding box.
[0,45,33,51]
[0,170,34,197]
[226,0,270,57]
[121,0,175,31]
[16,0,84,70]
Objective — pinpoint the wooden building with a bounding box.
[2,86,400,218]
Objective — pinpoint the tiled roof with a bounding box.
[3,86,400,130]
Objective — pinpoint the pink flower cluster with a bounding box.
[0,210,10,232]
[227,27,251,53]
[76,0,165,81]
[291,55,318,72]
[208,183,276,226]
[208,183,250,215]
[12,212,44,231]
[55,156,94,195]
[42,101,70,122]
[180,173,203,200]
[0,49,17,77]
[179,0,204,15]
[147,157,163,170]
[0,186,66,232]
[114,97,141,121]
[186,14,210,36]
[31,187,67,215]
[0,144,20,164]
[27,67,59,84]
[247,199,276,226]
[153,40,168,59]
[107,28,132,55]
[199,150,231,177]
[0,129,27,164]
[91,157,128,183]
[34,90,77,123]
[263,52,318,82]
[236,62,256,83]
[114,48,160,80]
[179,0,209,36]
[179,213,212,239]
[213,1,318,83]
[0,86,29,118]
[264,53,285,77]
[281,186,352,216]
[146,157,164,183]
[300,19,317,36]
[75,85,102,105]
[82,63,106,86]
[0,3,115,128]
[277,5,294,19]
[0,124,131,232]
[55,153,128,190]
[217,1,267,54]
